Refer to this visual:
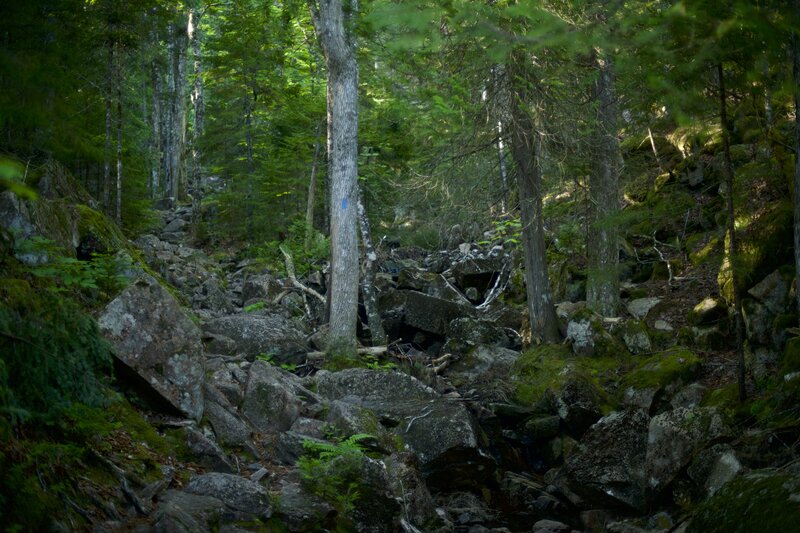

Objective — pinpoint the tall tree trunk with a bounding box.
[165,17,188,204]
[115,41,123,226]
[188,5,204,229]
[150,57,162,199]
[308,0,360,356]
[244,88,255,242]
[103,40,113,213]
[357,185,387,346]
[587,51,621,317]
[793,0,800,327]
[305,119,324,250]
[508,52,560,344]
[718,63,746,403]
[497,120,509,213]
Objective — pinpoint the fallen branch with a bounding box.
[306,346,388,359]
[278,245,325,303]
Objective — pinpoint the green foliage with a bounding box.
[14,236,130,298]
[244,301,267,313]
[297,434,372,516]
[248,218,329,277]
[0,157,37,200]
[0,276,113,423]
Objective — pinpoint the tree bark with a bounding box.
[150,56,162,199]
[103,39,113,213]
[308,0,360,356]
[508,52,560,344]
[244,88,255,242]
[357,185,387,346]
[497,120,509,213]
[165,17,188,204]
[115,40,123,226]
[188,6,205,229]
[793,0,800,327]
[718,63,746,403]
[305,119,324,251]
[587,51,621,317]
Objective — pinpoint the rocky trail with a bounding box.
[70,199,798,533]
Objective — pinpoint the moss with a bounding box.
[510,343,626,409]
[718,201,793,303]
[689,471,800,532]
[620,347,701,391]
[781,337,800,375]
[686,232,722,267]
[73,204,129,255]
[703,383,739,410]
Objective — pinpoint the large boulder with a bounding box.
[442,344,520,391]
[98,274,204,420]
[563,410,650,510]
[315,369,494,489]
[241,361,321,433]
[184,473,272,520]
[402,290,473,336]
[645,406,732,496]
[203,313,308,363]
[153,490,226,533]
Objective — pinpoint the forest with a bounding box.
[2,0,800,531]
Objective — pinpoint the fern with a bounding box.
[297,433,373,516]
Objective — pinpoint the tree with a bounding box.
[586,49,621,317]
[508,50,561,343]
[308,0,360,355]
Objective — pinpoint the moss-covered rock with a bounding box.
[620,347,701,401]
[616,319,653,355]
[565,308,628,358]
[718,201,793,303]
[509,343,623,412]
[689,469,800,532]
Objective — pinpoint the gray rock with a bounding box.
[184,473,272,519]
[687,443,742,498]
[742,298,773,346]
[564,410,649,510]
[315,369,493,489]
[669,383,707,410]
[687,297,727,326]
[403,290,473,336]
[98,274,204,420]
[645,407,732,495]
[556,377,603,437]
[153,490,225,533]
[163,217,188,233]
[533,519,571,533]
[618,320,652,355]
[192,277,234,314]
[446,317,513,348]
[241,361,320,433]
[275,431,327,465]
[204,390,251,448]
[203,313,308,363]
[442,344,520,390]
[627,298,661,320]
[748,269,792,314]
[185,427,234,473]
[274,482,336,532]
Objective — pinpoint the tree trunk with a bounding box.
[244,88,255,242]
[508,52,560,344]
[308,0,360,356]
[103,40,113,213]
[165,18,188,204]
[150,56,162,200]
[793,0,800,327]
[188,6,204,229]
[357,185,387,346]
[115,41,123,226]
[718,63,746,403]
[497,120,509,213]
[587,51,621,317]
[305,119,324,251]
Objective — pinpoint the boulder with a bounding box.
[442,344,520,391]
[564,410,650,510]
[627,297,661,320]
[449,255,506,297]
[687,297,727,326]
[185,426,234,473]
[748,268,793,314]
[555,377,603,438]
[273,482,336,531]
[184,473,272,520]
[687,443,742,498]
[241,361,321,433]
[402,290,473,336]
[98,274,204,420]
[742,298,774,346]
[315,369,494,489]
[617,320,652,355]
[203,313,308,364]
[153,490,226,533]
[645,406,732,495]
[204,385,251,447]
[566,310,626,357]
[446,317,513,348]
[192,277,234,314]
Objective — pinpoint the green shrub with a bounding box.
[0,278,113,423]
[298,434,372,516]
